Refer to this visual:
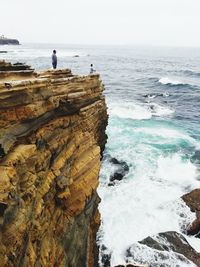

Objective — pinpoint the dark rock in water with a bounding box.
[143,94,156,98]
[73,55,79,57]
[108,182,115,187]
[108,157,129,185]
[0,51,7,53]
[115,265,147,267]
[182,189,200,237]
[110,172,124,181]
[114,265,146,267]
[149,105,154,110]
[143,93,169,99]
[99,245,111,267]
[126,231,200,267]
[191,150,200,164]
[110,157,120,164]
[139,236,169,251]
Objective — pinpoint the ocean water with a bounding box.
[1,44,200,266]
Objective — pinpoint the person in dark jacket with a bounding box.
[52,50,57,69]
[90,64,96,74]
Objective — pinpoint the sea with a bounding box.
[1,43,200,266]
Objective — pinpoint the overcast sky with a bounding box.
[1,0,200,46]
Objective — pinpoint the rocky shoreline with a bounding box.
[0,59,199,267]
[99,157,200,267]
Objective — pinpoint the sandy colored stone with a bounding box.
[0,61,108,267]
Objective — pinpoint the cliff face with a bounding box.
[0,60,108,267]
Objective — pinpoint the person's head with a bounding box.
[53,50,56,54]
[91,64,93,67]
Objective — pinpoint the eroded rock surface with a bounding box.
[0,60,35,81]
[182,189,200,237]
[0,61,108,267]
[126,231,200,267]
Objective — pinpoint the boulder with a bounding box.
[182,189,200,236]
[126,231,200,267]
[107,156,129,185]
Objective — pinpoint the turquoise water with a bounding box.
[1,44,200,266]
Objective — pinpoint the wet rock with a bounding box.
[191,150,200,164]
[182,189,200,237]
[126,231,200,267]
[143,93,169,99]
[115,265,147,267]
[99,245,111,267]
[108,157,129,185]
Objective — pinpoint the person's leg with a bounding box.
[52,62,57,69]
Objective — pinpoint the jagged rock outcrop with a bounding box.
[126,232,200,267]
[0,60,35,82]
[182,189,200,237]
[0,61,108,266]
[108,156,129,186]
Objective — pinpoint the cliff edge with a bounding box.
[0,60,108,267]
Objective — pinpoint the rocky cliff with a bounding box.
[0,60,108,267]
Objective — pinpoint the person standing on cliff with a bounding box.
[52,50,57,69]
[90,64,96,74]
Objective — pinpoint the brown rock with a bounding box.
[0,61,108,266]
[182,189,200,236]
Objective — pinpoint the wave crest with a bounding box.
[159,77,186,86]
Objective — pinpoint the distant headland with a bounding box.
[0,35,20,45]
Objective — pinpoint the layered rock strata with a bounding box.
[0,60,35,82]
[0,61,108,267]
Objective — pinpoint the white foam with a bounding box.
[109,102,152,120]
[127,242,197,267]
[159,77,186,85]
[148,103,175,117]
[163,91,170,97]
[108,100,175,121]
[185,235,200,253]
[98,152,199,266]
[133,127,199,147]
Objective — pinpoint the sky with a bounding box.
[0,0,200,47]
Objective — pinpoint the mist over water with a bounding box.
[1,44,200,266]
